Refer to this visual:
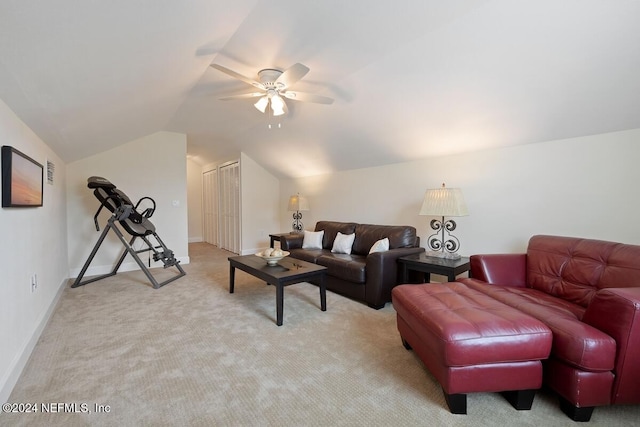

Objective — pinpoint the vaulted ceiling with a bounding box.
[1,1,639,178]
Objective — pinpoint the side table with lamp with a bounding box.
[287,193,309,233]
[268,193,310,248]
[399,183,470,283]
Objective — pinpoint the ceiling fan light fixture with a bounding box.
[254,96,269,113]
[211,63,334,118]
[271,95,285,116]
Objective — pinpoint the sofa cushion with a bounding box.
[527,235,640,307]
[314,221,357,250]
[461,279,617,372]
[302,230,324,249]
[316,253,366,283]
[331,232,355,254]
[289,248,328,264]
[352,224,418,255]
[369,237,389,254]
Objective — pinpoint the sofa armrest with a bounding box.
[469,253,527,287]
[582,287,640,404]
[280,234,303,251]
[365,246,425,307]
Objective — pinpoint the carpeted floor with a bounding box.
[2,243,639,426]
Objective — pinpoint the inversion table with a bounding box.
[71,176,186,289]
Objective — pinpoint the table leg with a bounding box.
[447,272,455,282]
[276,283,284,326]
[229,265,235,293]
[320,274,327,311]
[270,236,276,248]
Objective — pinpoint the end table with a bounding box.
[269,232,294,248]
[398,253,470,283]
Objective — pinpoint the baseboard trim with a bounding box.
[0,277,67,403]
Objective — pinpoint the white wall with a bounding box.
[66,131,189,277]
[0,99,68,402]
[240,152,280,254]
[186,158,203,243]
[280,129,640,254]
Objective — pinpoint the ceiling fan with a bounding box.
[210,63,334,116]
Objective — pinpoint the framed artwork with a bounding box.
[1,145,43,207]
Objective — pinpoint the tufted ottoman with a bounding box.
[392,282,553,414]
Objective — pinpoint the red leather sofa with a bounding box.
[455,235,640,421]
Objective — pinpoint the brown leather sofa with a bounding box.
[401,235,640,421]
[280,221,424,309]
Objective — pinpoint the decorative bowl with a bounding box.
[256,250,290,266]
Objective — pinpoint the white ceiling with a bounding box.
[1,1,639,178]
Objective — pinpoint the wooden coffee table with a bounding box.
[228,255,327,326]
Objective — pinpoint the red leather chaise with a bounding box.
[394,235,640,421]
[457,235,640,421]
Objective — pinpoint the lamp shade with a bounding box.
[288,194,309,211]
[271,94,285,116]
[254,96,269,113]
[419,184,468,217]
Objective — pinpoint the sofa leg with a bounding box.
[502,389,536,410]
[444,391,467,414]
[559,397,594,422]
[367,302,385,309]
[401,337,412,350]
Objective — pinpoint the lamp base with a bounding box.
[291,211,304,233]
[424,250,461,260]
[427,216,462,255]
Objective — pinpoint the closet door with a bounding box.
[202,169,218,246]
[218,161,241,254]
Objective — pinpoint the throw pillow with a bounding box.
[302,230,324,249]
[369,237,389,254]
[331,232,356,254]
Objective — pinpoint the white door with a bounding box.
[202,169,218,246]
[218,161,241,254]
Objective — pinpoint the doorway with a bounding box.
[202,161,241,254]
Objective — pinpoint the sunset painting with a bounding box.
[2,146,43,207]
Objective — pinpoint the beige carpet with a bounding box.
[3,243,639,427]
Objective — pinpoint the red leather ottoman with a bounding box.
[392,282,553,414]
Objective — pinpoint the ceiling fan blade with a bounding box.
[282,91,334,105]
[276,63,310,89]
[218,92,264,101]
[210,64,263,89]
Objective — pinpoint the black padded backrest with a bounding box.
[88,176,116,190]
[93,187,119,213]
[89,176,122,214]
[113,189,134,206]
[120,217,155,236]
[87,176,153,236]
